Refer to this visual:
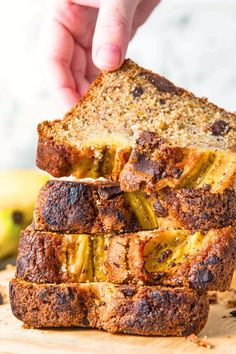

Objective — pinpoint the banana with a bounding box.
[0,170,48,260]
[0,208,24,259]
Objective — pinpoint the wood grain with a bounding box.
[0,267,235,354]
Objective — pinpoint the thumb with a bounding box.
[92,0,139,70]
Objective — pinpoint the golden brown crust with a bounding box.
[9,278,209,335]
[34,180,139,234]
[36,59,236,178]
[162,188,236,232]
[16,226,236,291]
[36,137,79,178]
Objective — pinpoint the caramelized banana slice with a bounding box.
[72,141,131,181]
[142,230,207,273]
[196,151,236,192]
[65,234,93,282]
[93,235,106,281]
[124,191,158,229]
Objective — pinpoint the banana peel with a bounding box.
[0,169,48,260]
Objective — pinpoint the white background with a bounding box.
[0,0,236,169]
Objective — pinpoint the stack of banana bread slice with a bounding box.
[10,60,236,336]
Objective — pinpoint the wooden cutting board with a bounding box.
[0,267,236,354]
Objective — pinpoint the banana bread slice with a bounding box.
[9,278,209,335]
[34,180,235,233]
[36,59,236,179]
[16,226,236,291]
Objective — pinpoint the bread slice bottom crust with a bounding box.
[10,278,209,336]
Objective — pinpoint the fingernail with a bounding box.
[95,44,121,70]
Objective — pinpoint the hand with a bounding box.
[40,0,160,111]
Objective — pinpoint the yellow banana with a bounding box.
[0,169,49,260]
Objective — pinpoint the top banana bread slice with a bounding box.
[37,59,236,179]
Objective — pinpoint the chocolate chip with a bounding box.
[203,255,220,265]
[38,289,51,304]
[55,292,67,305]
[210,120,231,136]
[132,86,144,98]
[100,301,106,306]
[137,131,164,149]
[133,153,164,179]
[12,211,24,224]
[153,199,168,217]
[97,185,122,200]
[229,310,236,317]
[120,287,136,297]
[139,72,179,94]
[195,269,213,284]
[160,99,166,105]
[172,167,183,179]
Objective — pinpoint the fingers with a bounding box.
[70,43,91,97]
[92,0,140,70]
[40,1,92,111]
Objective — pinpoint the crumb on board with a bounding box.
[186,334,213,349]
[208,292,218,305]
